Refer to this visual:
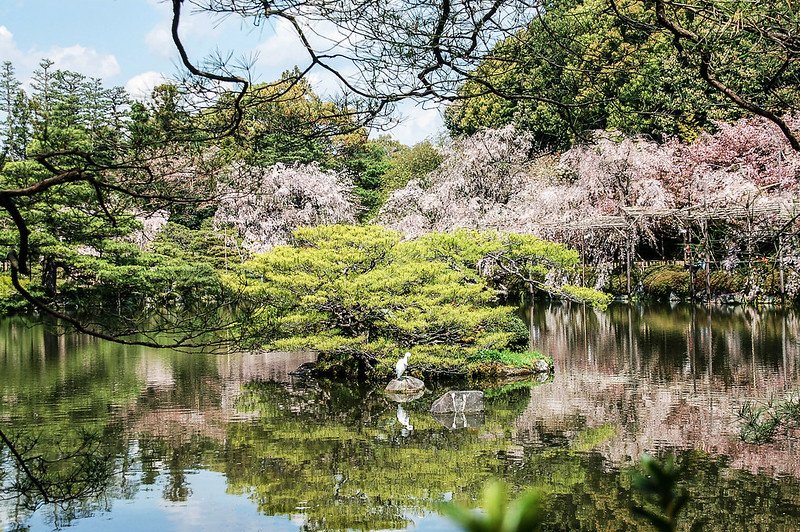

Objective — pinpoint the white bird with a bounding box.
[395,352,411,379]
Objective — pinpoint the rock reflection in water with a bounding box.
[431,412,485,430]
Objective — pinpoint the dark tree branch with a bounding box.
[0,427,51,504]
[0,198,30,275]
[171,0,250,137]
[651,0,800,151]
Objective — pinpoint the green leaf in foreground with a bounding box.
[443,480,545,532]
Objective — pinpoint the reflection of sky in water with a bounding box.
[16,469,463,531]
[22,470,299,532]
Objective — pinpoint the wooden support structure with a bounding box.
[703,218,711,303]
[538,200,800,302]
[685,223,695,301]
[625,232,632,296]
[779,233,786,304]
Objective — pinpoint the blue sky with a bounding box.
[0,0,441,144]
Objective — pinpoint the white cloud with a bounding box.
[145,26,174,57]
[253,18,304,69]
[306,67,353,99]
[125,71,168,100]
[0,25,14,51]
[144,3,235,59]
[0,25,120,82]
[0,25,27,68]
[386,102,445,146]
[48,45,120,79]
[252,17,354,82]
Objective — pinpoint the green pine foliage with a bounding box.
[231,225,607,377]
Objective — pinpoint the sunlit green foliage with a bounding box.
[235,225,519,375]
[232,225,606,376]
[380,139,443,194]
[468,349,549,370]
[444,0,755,147]
[215,76,335,165]
[413,230,611,308]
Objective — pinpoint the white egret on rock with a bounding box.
[395,352,411,379]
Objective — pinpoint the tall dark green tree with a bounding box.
[28,59,56,152]
[0,61,30,160]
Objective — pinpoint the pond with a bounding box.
[1,303,800,531]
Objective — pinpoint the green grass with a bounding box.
[467,349,550,369]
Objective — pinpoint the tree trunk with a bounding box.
[41,255,57,298]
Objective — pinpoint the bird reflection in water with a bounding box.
[396,404,414,436]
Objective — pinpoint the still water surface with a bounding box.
[1,303,800,531]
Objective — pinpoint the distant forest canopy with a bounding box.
[444,0,800,151]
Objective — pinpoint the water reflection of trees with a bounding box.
[0,318,142,527]
[219,379,534,530]
[3,314,800,530]
[522,302,800,476]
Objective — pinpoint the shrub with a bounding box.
[234,225,606,376]
[641,266,689,298]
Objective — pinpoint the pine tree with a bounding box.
[0,61,29,160]
[29,59,55,150]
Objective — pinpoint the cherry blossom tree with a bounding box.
[380,117,800,290]
[214,162,358,253]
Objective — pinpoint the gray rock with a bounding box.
[430,390,484,414]
[385,376,425,394]
[533,359,551,373]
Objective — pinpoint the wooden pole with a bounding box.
[747,216,754,299]
[704,219,711,303]
[626,231,632,297]
[779,232,786,305]
[528,289,535,352]
[581,236,586,286]
[687,224,695,301]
